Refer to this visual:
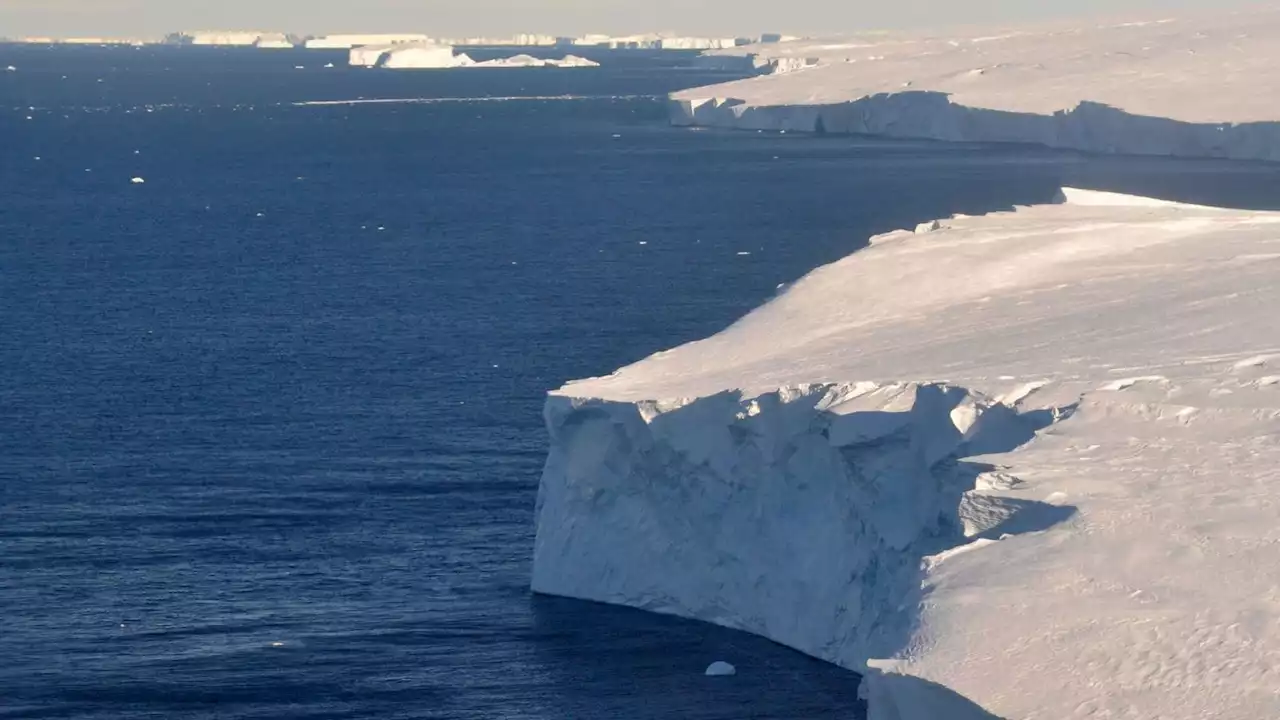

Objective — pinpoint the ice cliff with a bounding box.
[187,30,287,47]
[532,189,1280,719]
[672,9,1280,161]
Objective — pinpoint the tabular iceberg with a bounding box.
[671,9,1280,161]
[349,43,599,70]
[306,33,430,50]
[471,54,599,68]
[532,189,1280,719]
[188,30,275,46]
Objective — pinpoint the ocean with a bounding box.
[4,44,1280,720]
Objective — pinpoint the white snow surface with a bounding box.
[382,44,469,70]
[348,42,467,69]
[671,9,1280,161]
[532,188,1280,720]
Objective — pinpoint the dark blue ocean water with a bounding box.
[5,44,1280,720]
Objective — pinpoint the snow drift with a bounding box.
[532,189,1280,719]
[672,9,1280,161]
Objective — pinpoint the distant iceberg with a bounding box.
[349,42,599,69]
[570,33,746,50]
[383,44,469,69]
[471,54,600,68]
[307,33,430,50]
[253,33,295,49]
[185,30,293,47]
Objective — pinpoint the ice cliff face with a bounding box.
[669,94,1280,162]
[674,10,1280,161]
[532,382,1063,666]
[532,190,1280,719]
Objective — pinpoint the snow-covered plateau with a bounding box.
[672,9,1280,162]
[532,188,1280,719]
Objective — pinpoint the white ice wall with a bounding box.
[672,10,1280,162]
[531,191,1280,720]
[532,382,1051,666]
[668,93,1280,162]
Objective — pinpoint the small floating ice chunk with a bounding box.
[324,63,335,68]
[270,641,285,647]
[638,241,648,245]
[295,65,306,70]
[130,177,146,184]
[705,661,736,676]
[736,251,752,256]
[5,66,16,72]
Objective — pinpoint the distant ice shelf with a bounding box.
[531,188,1280,720]
[306,33,429,50]
[670,9,1280,162]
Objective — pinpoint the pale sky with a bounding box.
[0,0,1257,39]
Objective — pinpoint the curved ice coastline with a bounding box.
[669,10,1280,162]
[532,189,1280,719]
[669,94,1280,162]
